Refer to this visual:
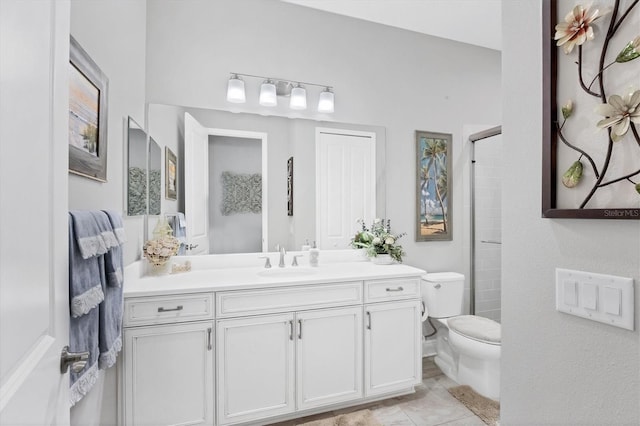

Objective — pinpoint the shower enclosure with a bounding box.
[470,126,502,322]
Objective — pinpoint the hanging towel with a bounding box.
[102,210,126,287]
[69,307,100,407]
[89,210,119,252]
[98,258,123,369]
[69,210,108,259]
[175,212,187,255]
[68,214,104,317]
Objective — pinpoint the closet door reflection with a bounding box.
[473,135,502,322]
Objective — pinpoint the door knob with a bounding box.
[60,346,90,374]
[186,243,199,251]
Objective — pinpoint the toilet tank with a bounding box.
[421,272,465,318]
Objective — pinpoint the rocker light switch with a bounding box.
[603,287,621,316]
[582,282,598,310]
[556,268,634,331]
[563,280,578,306]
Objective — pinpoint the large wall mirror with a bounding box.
[147,103,386,255]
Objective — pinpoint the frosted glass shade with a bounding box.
[317,89,334,113]
[259,81,277,106]
[289,85,307,110]
[226,76,246,103]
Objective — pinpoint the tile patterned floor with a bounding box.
[269,357,489,426]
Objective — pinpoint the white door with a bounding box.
[316,129,376,250]
[123,322,214,426]
[216,313,295,425]
[184,112,210,254]
[364,300,422,397]
[296,307,363,410]
[0,0,71,424]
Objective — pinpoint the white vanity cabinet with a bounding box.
[120,293,215,426]
[364,278,422,397]
[215,283,364,425]
[120,262,425,426]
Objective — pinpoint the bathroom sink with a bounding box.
[257,267,317,278]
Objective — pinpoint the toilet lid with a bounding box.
[447,315,501,345]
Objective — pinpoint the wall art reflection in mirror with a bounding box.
[543,0,640,219]
[69,35,108,182]
[165,147,177,200]
[416,131,452,241]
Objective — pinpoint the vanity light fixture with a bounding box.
[226,74,246,103]
[317,87,334,113]
[289,83,307,110]
[227,72,334,113]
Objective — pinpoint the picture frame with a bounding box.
[542,0,640,219]
[287,157,294,216]
[68,36,109,182]
[165,147,177,200]
[416,131,452,241]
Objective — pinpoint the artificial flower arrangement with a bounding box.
[143,219,180,266]
[350,218,406,263]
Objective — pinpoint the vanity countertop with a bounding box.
[123,261,426,298]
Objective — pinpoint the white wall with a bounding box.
[501,1,639,423]
[145,0,502,274]
[69,1,147,425]
[209,136,262,253]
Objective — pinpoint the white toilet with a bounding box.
[421,272,501,400]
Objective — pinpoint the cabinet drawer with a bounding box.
[365,278,420,303]
[124,293,214,327]
[216,282,362,318]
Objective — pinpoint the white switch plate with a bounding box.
[556,268,634,331]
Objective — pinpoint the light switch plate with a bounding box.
[556,268,634,331]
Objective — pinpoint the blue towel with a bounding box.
[102,210,126,287]
[68,214,104,318]
[173,212,187,255]
[68,210,125,405]
[69,306,100,407]
[69,210,108,259]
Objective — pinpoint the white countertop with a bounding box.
[123,259,426,298]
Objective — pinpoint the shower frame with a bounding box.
[469,125,502,315]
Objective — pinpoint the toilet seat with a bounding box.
[447,315,501,345]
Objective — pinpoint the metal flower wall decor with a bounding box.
[543,0,640,219]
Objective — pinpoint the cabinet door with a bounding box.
[364,300,422,397]
[123,321,214,426]
[217,313,295,425]
[296,307,363,410]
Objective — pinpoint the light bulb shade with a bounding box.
[226,76,246,103]
[259,81,277,106]
[289,85,307,110]
[317,89,334,113]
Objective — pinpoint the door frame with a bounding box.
[206,128,269,252]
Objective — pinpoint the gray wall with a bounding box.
[145,0,502,274]
[501,1,639,423]
[69,0,147,266]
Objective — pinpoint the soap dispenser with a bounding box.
[309,241,319,267]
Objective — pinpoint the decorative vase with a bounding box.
[147,259,171,275]
[370,254,393,265]
[355,248,368,261]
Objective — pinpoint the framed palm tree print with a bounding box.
[416,131,452,241]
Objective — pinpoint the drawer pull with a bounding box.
[298,319,303,340]
[157,305,184,313]
[385,286,404,292]
[366,311,372,330]
[207,327,212,350]
[288,320,294,341]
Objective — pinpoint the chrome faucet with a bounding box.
[278,246,286,267]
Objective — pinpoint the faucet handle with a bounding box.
[258,256,272,268]
[292,255,303,267]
